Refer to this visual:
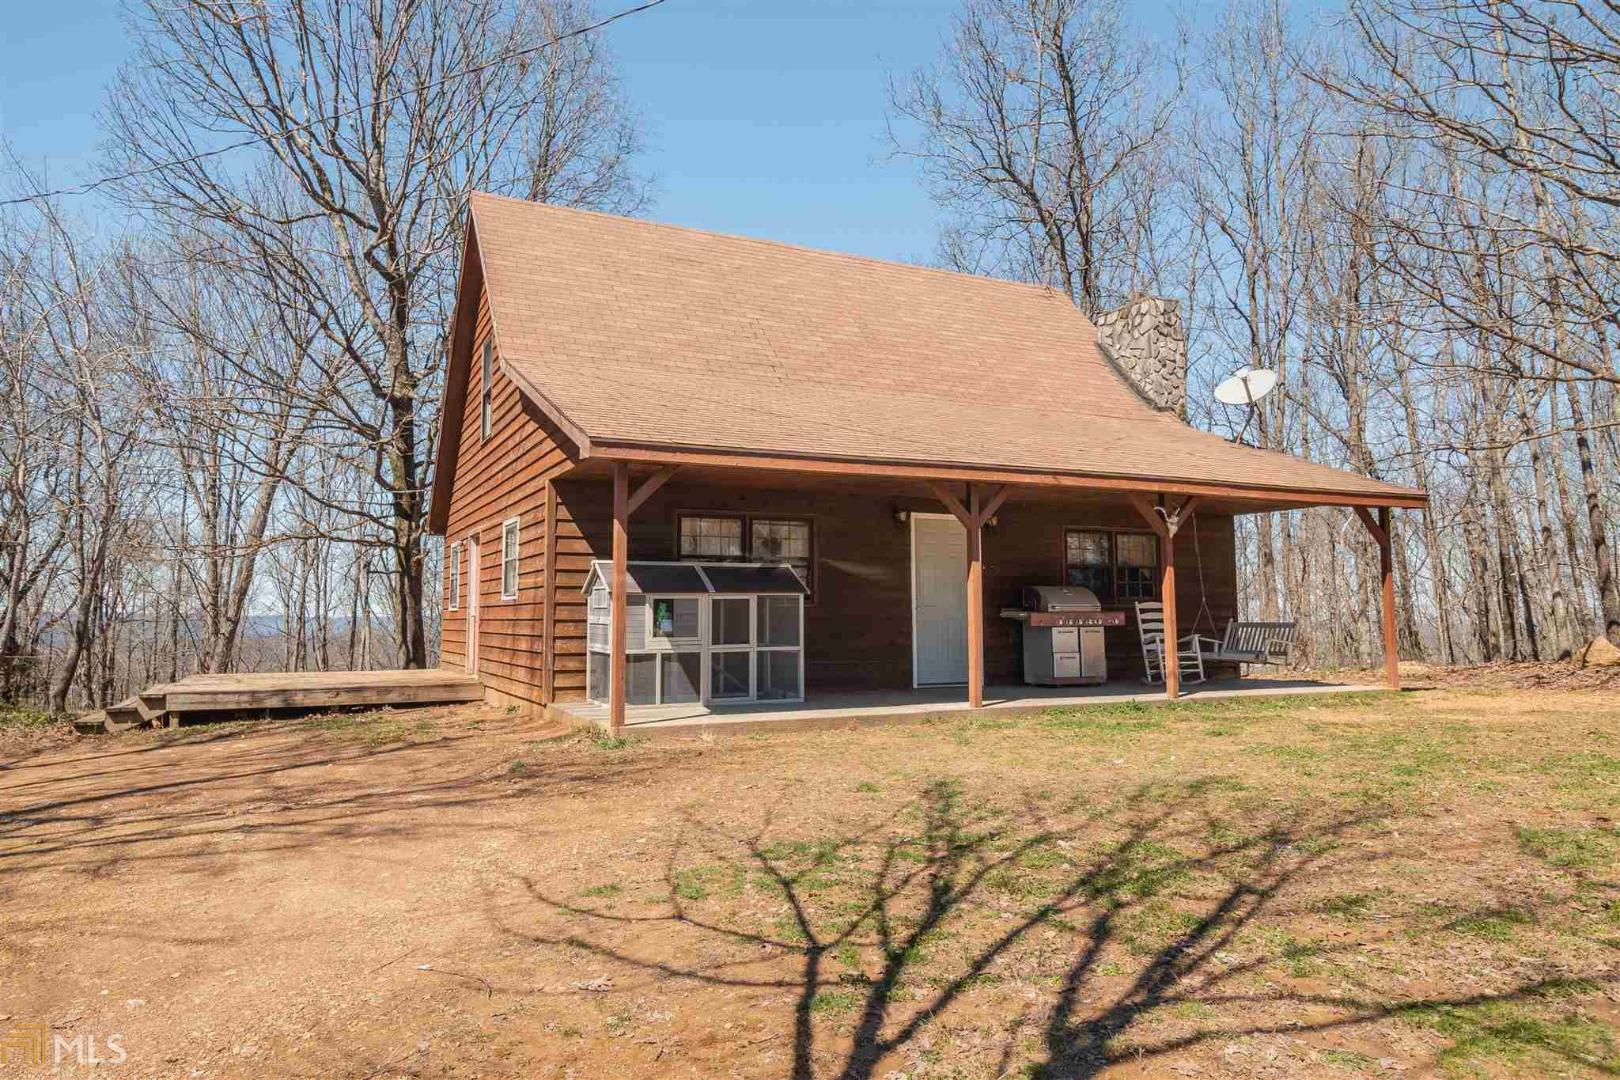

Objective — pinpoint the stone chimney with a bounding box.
[1094,296,1187,419]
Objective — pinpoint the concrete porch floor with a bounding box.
[549,677,1384,737]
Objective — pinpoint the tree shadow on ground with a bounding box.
[511,778,1618,1079]
[0,721,665,877]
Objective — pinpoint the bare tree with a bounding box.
[102,0,649,667]
[889,0,1180,313]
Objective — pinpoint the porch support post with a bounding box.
[610,462,630,735]
[1161,547,1179,699]
[608,462,679,733]
[1128,494,1199,700]
[1355,506,1400,690]
[926,480,1009,710]
[966,487,984,708]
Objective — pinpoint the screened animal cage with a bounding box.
[582,561,808,707]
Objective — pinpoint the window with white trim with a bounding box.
[501,517,520,599]
[448,542,461,611]
[480,340,494,441]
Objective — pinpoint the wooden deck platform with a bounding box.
[84,669,483,732]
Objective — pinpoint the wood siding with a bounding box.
[439,280,577,709]
[549,479,1239,700]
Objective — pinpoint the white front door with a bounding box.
[912,513,968,686]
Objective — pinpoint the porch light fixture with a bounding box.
[892,506,910,526]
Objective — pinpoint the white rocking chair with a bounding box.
[1135,602,1206,685]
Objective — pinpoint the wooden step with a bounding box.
[105,697,143,732]
[136,687,170,726]
[72,710,108,735]
[73,697,143,735]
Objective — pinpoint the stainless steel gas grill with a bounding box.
[1000,586,1125,686]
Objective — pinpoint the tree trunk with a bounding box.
[1564,378,1620,644]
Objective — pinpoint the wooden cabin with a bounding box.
[427,193,1425,729]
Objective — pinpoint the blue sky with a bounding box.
[0,0,1177,262]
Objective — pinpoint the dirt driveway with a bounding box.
[4,687,1620,1078]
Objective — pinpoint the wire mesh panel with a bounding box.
[756,650,801,700]
[756,595,800,647]
[709,651,751,699]
[661,652,701,703]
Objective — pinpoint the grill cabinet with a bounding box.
[1001,586,1120,686]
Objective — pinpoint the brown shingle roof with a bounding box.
[467,192,1422,505]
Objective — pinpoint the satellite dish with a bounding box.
[1214,366,1278,407]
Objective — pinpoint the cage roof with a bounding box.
[582,561,809,597]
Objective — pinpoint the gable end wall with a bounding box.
[440,279,577,710]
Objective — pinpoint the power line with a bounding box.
[0,0,669,209]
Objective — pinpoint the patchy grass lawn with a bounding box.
[3,685,1620,1078]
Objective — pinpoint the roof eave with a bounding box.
[585,440,1429,510]
[428,198,595,535]
[426,207,482,535]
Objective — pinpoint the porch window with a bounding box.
[1114,532,1159,600]
[678,515,745,560]
[447,542,461,611]
[750,519,812,591]
[677,515,814,589]
[1064,530,1113,598]
[1064,529,1158,602]
[501,517,520,599]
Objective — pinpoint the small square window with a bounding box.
[1116,533,1158,568]
[751,519,812,591]
[678,515,744,560]
[1065,530,1110,567]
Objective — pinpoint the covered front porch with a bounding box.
[551,675,1383,736]
[562,455,1417,734]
